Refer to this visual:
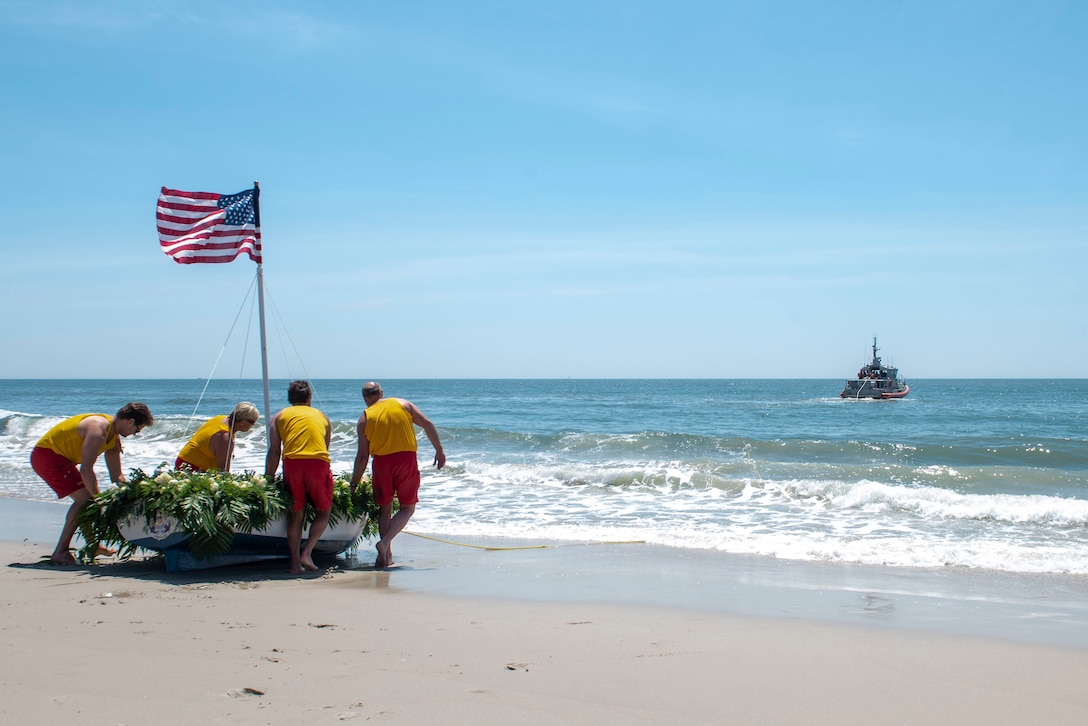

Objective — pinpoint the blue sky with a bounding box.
[1,1,1084,379]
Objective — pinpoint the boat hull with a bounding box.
[840,380,910,399]
[118,512,366,572]
[881,384,910,399]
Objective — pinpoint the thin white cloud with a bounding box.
[1,1,346,50]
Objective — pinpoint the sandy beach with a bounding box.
[4,498,1088,725]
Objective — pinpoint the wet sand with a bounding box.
[4,497,1088,724]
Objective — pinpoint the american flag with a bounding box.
[157,187,262,264]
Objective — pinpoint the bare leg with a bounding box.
[52,489,91,565]
[299,509,330,571]
[375,504,393,568]
[287,509,305,575]
[376,503,415,568]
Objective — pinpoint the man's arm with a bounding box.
[104,440,125,484]
[76,415,110,495]
[403,401,446,470]
[264,413,282,477]
[209,431,231,472]
[350,413,370,485]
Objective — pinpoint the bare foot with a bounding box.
[375,541,389,569]
[289,560,303,575]
[50,551,78,566]
[300,554,319,571]
[96,544,116,558]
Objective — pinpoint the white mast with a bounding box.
[253,181,272,446]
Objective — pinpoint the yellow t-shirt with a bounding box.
[36,413,118,464]
[178,415,230,471]
[364,398,417,456]
[277,405,330,462]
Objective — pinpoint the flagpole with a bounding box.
[253,181,272,447]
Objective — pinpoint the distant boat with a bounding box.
[840,337,909,399]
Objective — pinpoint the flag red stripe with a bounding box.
[158,222,253,239]
[166,239,261,257]
[171,249,261,264]
[160,232,254,246]
[160,187,221,202]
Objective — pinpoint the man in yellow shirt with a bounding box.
[351,381,445,568]
[265,381,332,575]
[31,402,154,565]
[176,402,260,472]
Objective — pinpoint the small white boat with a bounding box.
[118,512,366,572]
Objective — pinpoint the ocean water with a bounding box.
[2,378,1086,576]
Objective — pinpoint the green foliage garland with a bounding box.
[77,467,380,563]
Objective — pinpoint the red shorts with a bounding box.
[175,457,201,472]
[372,450,420,507]
[31,446,84,499]
[283,458,333,512]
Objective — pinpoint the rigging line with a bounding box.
[258,281,296,383]
[225,286,260,469]
[244,278,294,390]
[185,274,260,438]
[404,531,645,550]
[263,280,325,410]
[238,280,257,384]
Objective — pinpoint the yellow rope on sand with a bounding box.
[404,531,644,550]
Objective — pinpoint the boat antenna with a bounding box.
[253,181,272,447]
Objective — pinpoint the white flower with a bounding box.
[154,472,172,485]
